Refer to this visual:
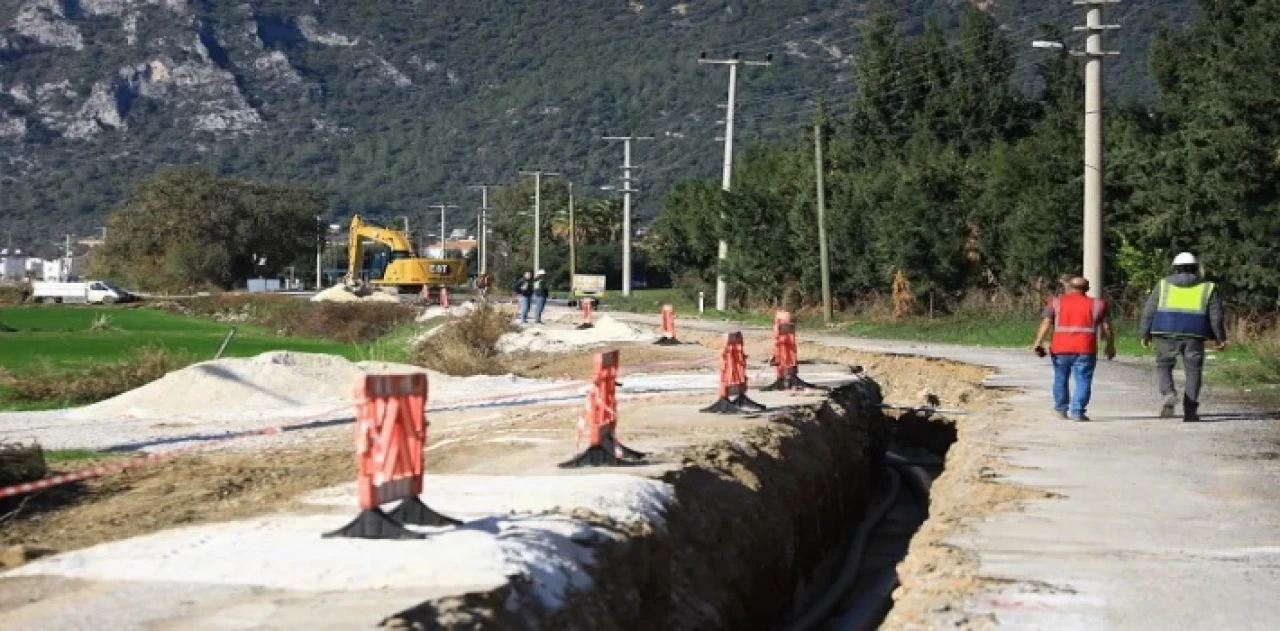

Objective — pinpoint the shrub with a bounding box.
[0,440,46,488]
[0,347,193,405]
[0,286,28,306]
[411,304,514,376]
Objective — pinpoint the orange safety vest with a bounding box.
[1050,294,1105,355]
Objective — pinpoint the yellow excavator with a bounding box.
[345,215,468,294]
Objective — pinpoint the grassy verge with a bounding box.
[598,288,774,326]
[0,305,362,410]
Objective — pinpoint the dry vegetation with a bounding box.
[163,294,416,344]
[0,286,27,306]
[411,304,514,376]
[0,347,192,405]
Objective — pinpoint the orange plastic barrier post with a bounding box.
[324,372,459,539]
[440,287,450,308]
[654,304,681,345]
[419,285,431,304]
[762,312,825,392]
[576,299,595,330]
[701,331,767,414]
[559,350,646,467]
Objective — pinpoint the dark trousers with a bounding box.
[1156,337,1205,403]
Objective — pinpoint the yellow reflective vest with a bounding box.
[1151,280,1214,338]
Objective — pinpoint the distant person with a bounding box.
[1032,276,1117,422]
[1138,252,1227,422]
[514,271,534,324]
[532,269,549,324]
[475,272,491,302]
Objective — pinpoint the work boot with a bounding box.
[1054,410,1069,420]
[1159,393,1178,419]
[1182,397,1201,423]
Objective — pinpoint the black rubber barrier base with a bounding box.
[387,496,461,528]
[700,395,768,414]
[761,375,829,392]
[576,323,595,330]
[732,394,768,412]
[654,337,682,346]
[322,508,426,540]
[558,444,647,468]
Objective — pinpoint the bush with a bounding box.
[411,304,514,376]
[0,347,193,405]
[0,286,28,306]
[0,440,47,488]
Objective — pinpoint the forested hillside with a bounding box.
[1,0,1194,243]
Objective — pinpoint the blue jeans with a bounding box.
[518,295,531,323]
[1052,353,1097,417]
[534,295,547,323]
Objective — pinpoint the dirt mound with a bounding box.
[66,352,422,421]
[496,316,658,354]
[311,286,402,304]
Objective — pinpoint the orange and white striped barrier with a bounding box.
[324,372,459,539]
[559,350,646,467]
[763,311,824,391]
[439,287,450,308]
[654,304,680,345]
[576,299,595,330]
[701,331,766,414]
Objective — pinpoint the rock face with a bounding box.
[0,1,397,142]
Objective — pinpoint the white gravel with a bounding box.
[496,316,658,354]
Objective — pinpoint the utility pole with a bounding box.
[814,124,833,324]
[429,204,458,257]
[315,215,323,290]
[519,170,559,271]
[1077,0,1119,298]
[698,51,772,311]
[63,234,71,281]
[470,185,493,274]
[602,134,654,297]
[568,181,577,282]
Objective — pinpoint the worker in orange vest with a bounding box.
[1031,276,1117,421]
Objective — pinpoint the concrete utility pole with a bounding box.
[315,215,323,290]
[429,204,458,256]
[1078,0,1119,298]
[519,170,559,272]
[603,134,654,297]
[470,185,493,274]
[814,124,833,324]
[698,51,772,311]
[567,181,577,282]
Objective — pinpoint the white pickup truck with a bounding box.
[30,280,134,304]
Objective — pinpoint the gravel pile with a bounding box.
[496,316,658,354]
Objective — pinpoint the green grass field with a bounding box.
[0,305,359,372]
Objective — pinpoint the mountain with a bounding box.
[0,0,1197,244]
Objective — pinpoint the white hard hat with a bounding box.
[535,269,546,275]
[1172,252,1198,266]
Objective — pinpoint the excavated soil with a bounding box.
[389,380,888,631]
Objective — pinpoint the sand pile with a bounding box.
[417,301,478,322]
[66,352,419,421]
[311,286,402,303]
[496,316,658,354]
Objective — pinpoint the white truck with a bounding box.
[30,280,134,304]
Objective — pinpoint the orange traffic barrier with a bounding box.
[576,299,595,330]
[559,350,646,467]
[324,372,459,539]
[701,331,767,414]
[419,285,431,304]
[655,304,680,345]
[763,312,824,391]
[440,287,450,308]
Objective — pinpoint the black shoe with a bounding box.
[1069,413,1090,422]
[1182,397,1201,422]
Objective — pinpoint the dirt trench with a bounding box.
[388,378,889,631]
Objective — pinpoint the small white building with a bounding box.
[0,250,27,281]
[40,257,85,282]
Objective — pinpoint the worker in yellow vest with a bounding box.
[1138,252,1227,422]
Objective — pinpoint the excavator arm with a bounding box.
[346,215,418,284]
